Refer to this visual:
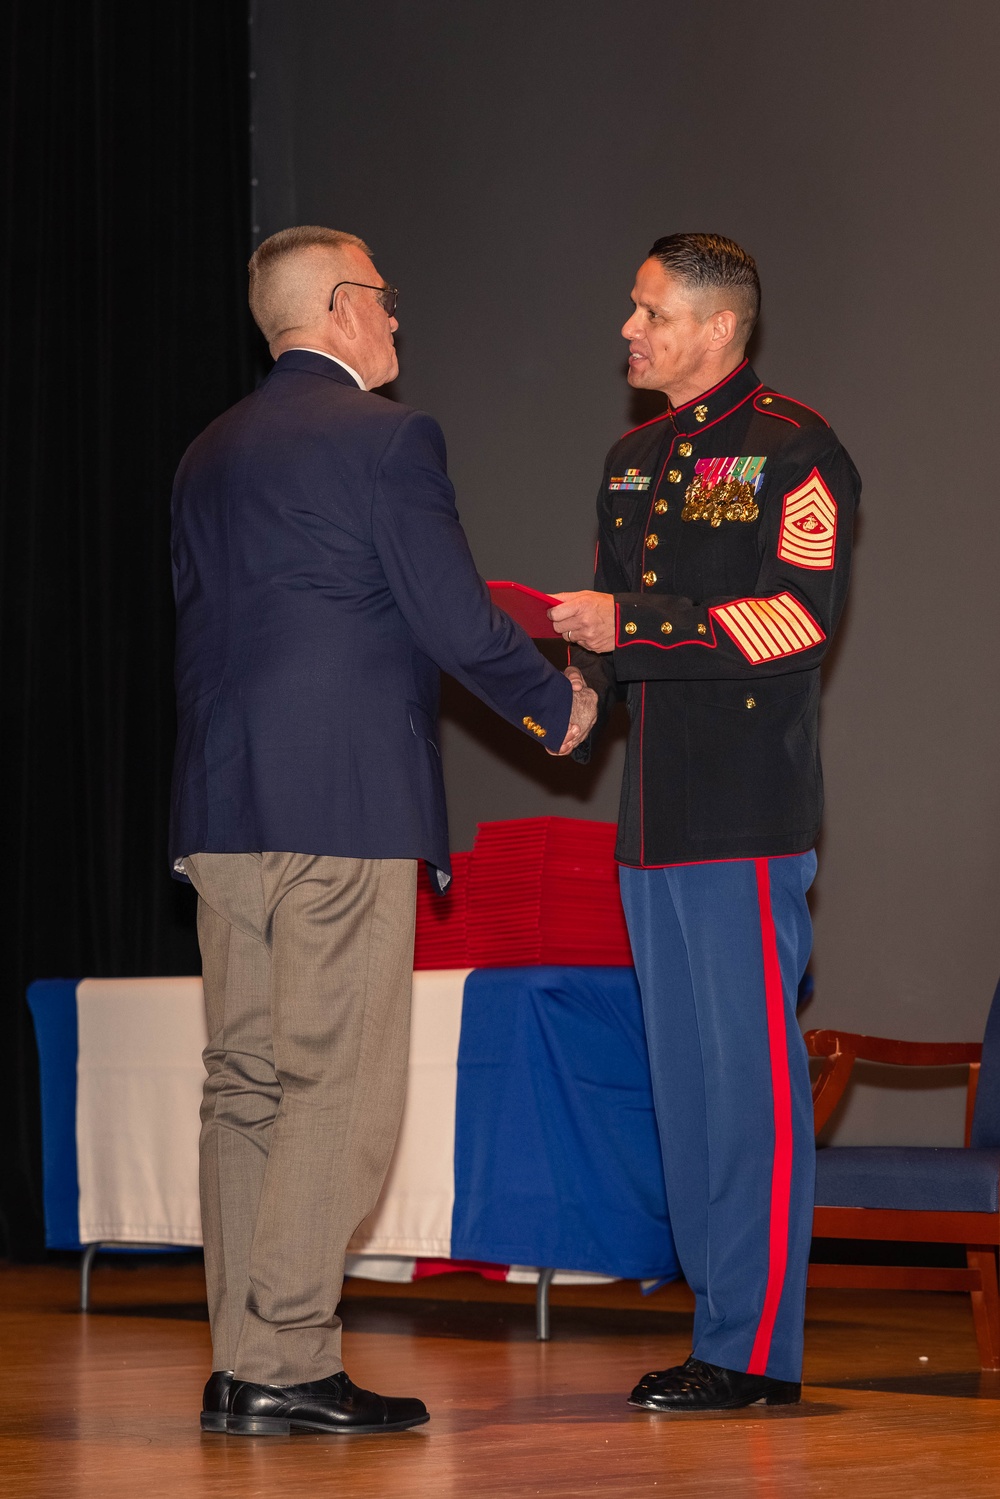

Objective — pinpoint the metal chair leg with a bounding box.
[80,1242,102,1312]
[535,1266,555,1340]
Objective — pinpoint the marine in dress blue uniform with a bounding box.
[558,234,860,1409]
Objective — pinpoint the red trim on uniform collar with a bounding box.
[618,359,758,442]
[619,407,674,441]
[675,386,760,441]
[667,361,762,436]
[670,358,750,414]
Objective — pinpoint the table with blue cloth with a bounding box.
[453,967,678,1279]
[29,967,678,1290]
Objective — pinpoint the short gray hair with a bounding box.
[248,226,372,341]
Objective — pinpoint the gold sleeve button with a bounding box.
[745,696,756,709]
[661,621,673,635]
[697,623,707,635]
[624,621,637,635]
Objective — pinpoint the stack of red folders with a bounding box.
[467,815,632,965]
[413,851,470,969]
[413,819,634,969]
[465,817,633,968]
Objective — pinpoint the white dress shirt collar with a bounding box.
[286,347,366,391]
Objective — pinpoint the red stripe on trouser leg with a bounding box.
[747,857,795,1375]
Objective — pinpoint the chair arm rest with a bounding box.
[805,1030,982,1067]
[809,1048,856,1133]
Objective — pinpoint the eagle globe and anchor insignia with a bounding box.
[682,456,766,527]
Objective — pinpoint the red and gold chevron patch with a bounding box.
[777,468,837,570]
[710,593,825,664]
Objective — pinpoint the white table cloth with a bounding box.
[75,971,469,1257]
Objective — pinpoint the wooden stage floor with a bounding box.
[1,1262,998,1498]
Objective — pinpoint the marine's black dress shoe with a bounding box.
[226,1370,429,1436]
[628,1355,801,1412]
[200,1370,234,1432]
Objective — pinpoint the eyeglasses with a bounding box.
[328,281,399,317]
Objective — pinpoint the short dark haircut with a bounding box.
[647,233,760,339]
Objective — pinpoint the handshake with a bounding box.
[548,667,598,757]
[545,588,612,757]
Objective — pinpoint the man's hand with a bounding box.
[548,591,615,653]
[548,666,598,756]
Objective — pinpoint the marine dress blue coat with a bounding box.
[170,350,572,883]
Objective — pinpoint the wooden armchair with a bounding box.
[804,977,1000,1369]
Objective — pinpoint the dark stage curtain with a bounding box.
[0,3,256,1255]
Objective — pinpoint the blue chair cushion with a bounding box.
[815,1146,1000,1213]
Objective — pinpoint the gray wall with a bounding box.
[252,0,1000,1144]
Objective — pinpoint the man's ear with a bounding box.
[709,308,739,351]
[330,286,358,342]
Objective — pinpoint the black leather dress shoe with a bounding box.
[629,1355,801,1411]
[227,1370,429,1436]
[200,1370,234,1432]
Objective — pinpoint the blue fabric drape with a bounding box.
[452,966,678,1279]
[25,982,81,1250]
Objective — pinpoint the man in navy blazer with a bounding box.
[171,226,595,1437]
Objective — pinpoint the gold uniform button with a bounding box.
[697,623,707,635]
[654,499,668,514]
[645,533,658,549]
[643,570,657,586]
[668,469,682,483]
[661,621,673,635]
[614,516,623,528]
[761,395,773,406]
[745,695,756,709]
[678,442,693,457]
[624,621,637,635]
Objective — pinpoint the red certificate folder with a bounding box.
[488,581,562,639]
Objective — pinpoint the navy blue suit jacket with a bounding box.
[170,350,572,881]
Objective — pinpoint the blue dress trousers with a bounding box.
[621,851,817,1382]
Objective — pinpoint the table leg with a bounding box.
[535,1266,555,1340]
[80,1242,102,1312]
